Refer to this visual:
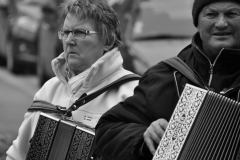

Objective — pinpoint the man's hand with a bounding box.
[143,119,168,155]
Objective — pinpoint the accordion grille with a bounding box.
[179,91,240,160]
[153,84,240,160]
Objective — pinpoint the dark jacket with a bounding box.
[95,33,240,160]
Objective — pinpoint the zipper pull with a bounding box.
[208,65,214,86]
[209,65,213,74]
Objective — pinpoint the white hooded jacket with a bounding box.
[6,48,139,160]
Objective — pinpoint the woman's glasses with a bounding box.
[58,29,98,40]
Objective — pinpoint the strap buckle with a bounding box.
[56,105,73,118]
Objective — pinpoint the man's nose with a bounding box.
[215,15,228,28]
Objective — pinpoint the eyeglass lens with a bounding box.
[60,30,86,39]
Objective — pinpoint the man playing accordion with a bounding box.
[95,0,240,159]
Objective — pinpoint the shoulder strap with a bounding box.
[28,100,66,114]
[67,73,140,113]
[162,57,205,88]
[28,74,140,114]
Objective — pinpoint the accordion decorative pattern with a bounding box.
[153,84,207,160]
[26,114,59,160]
[26,113,95,160]
[66,127,95,160]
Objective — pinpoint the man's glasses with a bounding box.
[58,29,99,40]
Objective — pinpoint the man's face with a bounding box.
[197,2,240,57]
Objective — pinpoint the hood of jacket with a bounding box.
[51,48,124,91]
[178,32,240,93]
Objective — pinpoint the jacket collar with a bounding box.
[191,32,240,90]
[192,33,240,72]
[51,48,123,89]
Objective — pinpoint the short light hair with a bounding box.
[59,0,123,50]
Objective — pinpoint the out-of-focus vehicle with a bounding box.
[7,9,40,73]
[131,0,197,74]
[0,0,42,73]
[0,0,64,86]
[0,0,14,65]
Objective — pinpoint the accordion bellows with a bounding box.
[26,113,95,160]
[153,84,240,160]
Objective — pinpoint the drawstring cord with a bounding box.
[173,71,180,98]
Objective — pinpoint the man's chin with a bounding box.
[211,42,235,50]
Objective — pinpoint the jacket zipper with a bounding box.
[196,47,224,86]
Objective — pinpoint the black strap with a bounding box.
[28,100,65,114]
[65,74,140,115]
[162,57,205,88]
[28,74,140,115]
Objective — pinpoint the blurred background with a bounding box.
[0,0,196,159]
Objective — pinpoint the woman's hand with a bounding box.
[143,118,168,155]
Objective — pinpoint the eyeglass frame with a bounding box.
[58,29,99,40]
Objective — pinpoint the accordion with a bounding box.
[26,113,95,160]
[153,84,240,160]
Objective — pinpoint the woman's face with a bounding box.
[62,13,105,74]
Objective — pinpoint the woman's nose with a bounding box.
[65,32,75,45]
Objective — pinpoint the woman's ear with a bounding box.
[103,42,114,51]
[103,35,115,51]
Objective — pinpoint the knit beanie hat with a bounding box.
[192,0,240,27]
